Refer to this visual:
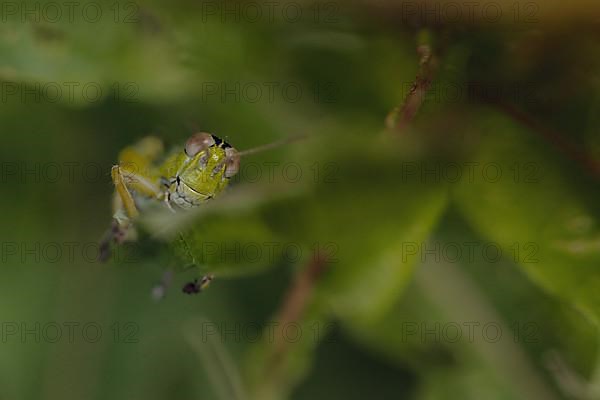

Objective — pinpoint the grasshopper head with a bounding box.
[169,133,240,208]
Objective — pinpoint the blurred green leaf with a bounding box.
[172,212,283,278]
[300,132,449,324]
[452,107,600,326]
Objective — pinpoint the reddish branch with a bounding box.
[266,249,330,375]
[488,99,600,180]
[386,38,439,133]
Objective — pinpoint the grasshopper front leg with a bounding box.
[111,163,166,235]
[111,136,165,227]
[111,165,140,224]
[100,137,165,261]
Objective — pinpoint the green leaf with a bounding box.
[171,212,284,278]
[344,257,566,400]
[452,107,600,325]
[258,130,450,323]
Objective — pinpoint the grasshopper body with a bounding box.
[110,133,240,230]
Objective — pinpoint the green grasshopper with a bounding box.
[101,132,297,297]
[110,133,240,230]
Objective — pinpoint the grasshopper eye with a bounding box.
[224,147,240,178]
[185,132,215,157]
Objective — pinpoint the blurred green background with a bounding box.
[1,0,599,399]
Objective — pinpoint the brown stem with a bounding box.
[386,31,439,133]
[486,99,600,180]
[265,249,330,378]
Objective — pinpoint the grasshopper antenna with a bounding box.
[235,133,307,158]
[216,133,307,176]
